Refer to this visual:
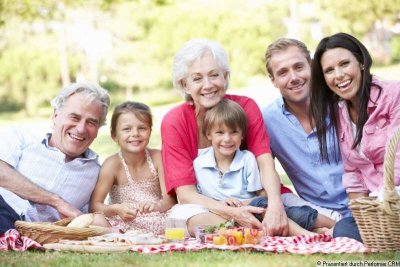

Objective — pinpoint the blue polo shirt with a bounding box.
[194,147,263,201]
[262,97,350,217]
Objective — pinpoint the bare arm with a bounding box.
[0,160,81,218]
[89,157,138,221]
[151,150,177,212]
[177,184,264,228]
[257,153,289,236]
[348,192,368,200]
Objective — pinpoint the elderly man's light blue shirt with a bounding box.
[0,127,100,222]
[194,147,263,202]
[262,97,350,217]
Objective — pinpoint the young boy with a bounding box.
[194,99,334,235]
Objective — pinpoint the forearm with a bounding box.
[0,160,61,207]
[155,197,177,213]
[256,154,283,205]
[90,202,122,217]
[176,185,235,220]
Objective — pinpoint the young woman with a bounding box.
[310,32,400,242]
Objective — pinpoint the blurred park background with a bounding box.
[0,0,399,165]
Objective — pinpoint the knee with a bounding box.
[333,217,362,243]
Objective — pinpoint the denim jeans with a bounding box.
[249,196,318,231]
[333,216,362,243]
[0,195,23,234]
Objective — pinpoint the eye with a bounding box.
[323,68,333,74]
[192,76,202,82]
[70,115,80,122]
[88,121,98,127]
[277,70,287,77]
[295,65,303,71]
[341,61,350,67]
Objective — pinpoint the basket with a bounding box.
[349,128,400,251]
[15,220,109,245]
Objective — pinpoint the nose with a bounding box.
[131,128,139,136]
[76,120,86,132]
[288,69,299,83]
[223,133,231,142]
[203,76,212,89]
[335,67,344,79]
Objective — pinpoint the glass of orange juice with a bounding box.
[164,218,186,243]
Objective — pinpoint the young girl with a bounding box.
[194,99,335,235]
[89,101,176,234]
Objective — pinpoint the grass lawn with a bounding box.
[1,250,399,267]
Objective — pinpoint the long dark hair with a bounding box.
[310,32,380,162]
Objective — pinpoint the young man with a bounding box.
[0,82,110,234]
[262,38,350,220]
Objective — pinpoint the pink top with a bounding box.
[338,76,400,193]
[107,150,169,234]
[161,94,291,195]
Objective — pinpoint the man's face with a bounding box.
[269,46,311,106]
[50,92,102,159]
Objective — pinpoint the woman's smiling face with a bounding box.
[320,47,362,104]
[184,53,228,114]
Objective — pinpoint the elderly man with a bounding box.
[0,82,110,234]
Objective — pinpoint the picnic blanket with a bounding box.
[0,229,42,251]
[1,230,370,254]
[131,234,371,254]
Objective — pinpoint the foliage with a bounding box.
[0,0,399,115]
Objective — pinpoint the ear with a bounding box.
[111,134,118,143]
[269,74,279,88]
[206,132,212,141]
[51,110,58,126]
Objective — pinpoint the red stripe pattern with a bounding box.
[0,229,42,251]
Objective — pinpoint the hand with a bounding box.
[262,203,289,236]
[136,201,157,213]
[221,198,242,207]
[232,206,264,229]
[115,203,138,222]
[54,198,82,219]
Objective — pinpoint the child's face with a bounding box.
[207,123,243,158]
[113,112,151,153]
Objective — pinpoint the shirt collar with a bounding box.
[42,133,98,161]
[197,147,245,172]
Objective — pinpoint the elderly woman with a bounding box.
[161,39,290,236]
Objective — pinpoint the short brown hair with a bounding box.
[110,101,152,137]
[265,38,311,77]
[203,99,247,137]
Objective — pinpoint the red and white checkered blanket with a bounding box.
[131,234,371,254]
[0,229,42,251]
[1,230,370,254]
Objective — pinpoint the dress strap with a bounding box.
[118,151,133,182]
[118,150,158,182]
[145,149,158,178]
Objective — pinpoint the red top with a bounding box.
[161,94,291,195]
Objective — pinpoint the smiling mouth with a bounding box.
[336,80,352,90]
[201,91,217,98]
[288,81,305,90]
[69,133,85,141]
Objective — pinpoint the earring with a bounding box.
[360,64,365,70]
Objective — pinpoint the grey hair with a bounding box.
[172,39,231,102]
[51,82,111,126]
